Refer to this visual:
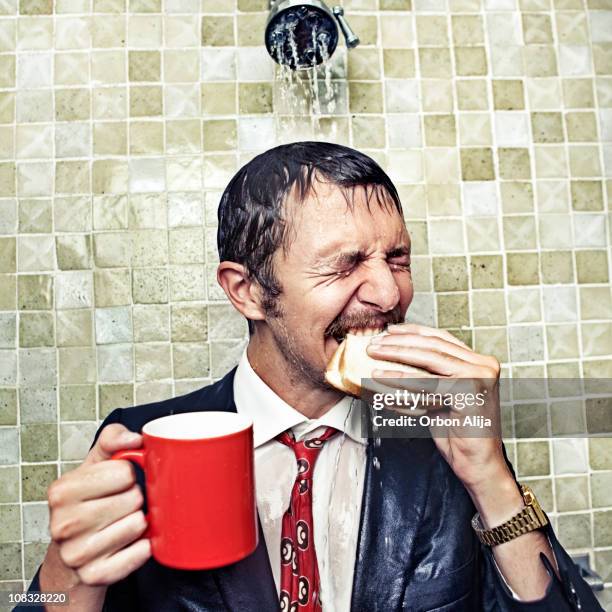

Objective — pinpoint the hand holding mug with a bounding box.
[46,424,151,587]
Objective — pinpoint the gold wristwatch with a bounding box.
[471,484,548,546]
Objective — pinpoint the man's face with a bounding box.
[259,180,414,390]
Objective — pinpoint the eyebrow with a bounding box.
[319,245,411,268]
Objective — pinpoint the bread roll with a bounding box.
[324,331,429,397]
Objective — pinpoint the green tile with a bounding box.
[238,83,272,114]
[201,15,235,46]
[498,148,531,179]
[383,49,415,78]
[550,399,586,436]
[558,513,592,548]
[565,111,598,142]
[562,78,594,108]
[419,48,452,78]
[427,184,460,216]
[130,0,160,10]
[590,438,612,470]
[555,476,589,511]
[20,423,58,462]
[522,13,553,43]
[594,510,612,547]
[347,48,381,80]
[424,115,456,147]
[472,291,507,326]
[492,80,525,110]
[0,275,16,310]
[203,120,237,151]
[546,324,579,360]
[171,305,208,341]
[60,385,96,420]
[460,148,494,181]
[130,86,163,117]
[436,293,469,327]
[0,162,15,196]
[470,255,503,289]
[0,238,15,273]
[55,88,90,121]
[128,50,160,82]
[352,116,386,149]
[19,0,52,13]
[17,275,53,310]
[56,310,92,347]
[540,251,574,284]
[18,199,52,234]
[22,463,58,502]
[99,383,133,418]
[95,269,131,307]
[514,403,548,438]
[456,79,489,111]
[432,257,468,291]
[575,250,609,283]
[237,0,267,9]
[19,312,54,347]
[348,82,383,114]
[506,252,540,285]
[591,472,612,508]
[516,440,550,477]
[201,83,236,115]
[454,46,487,76]
[531,112,564,143]
[595,550,612,584]
[237,13,266,46]
[0,467,19,502]
[0,388,16,425]
[56,235,92,270]
[132,268,168,304]
[474,327,508,363]
[451,15,484,46]
[580,287,612,319]
[503,215,536,250]
[24,541,48,582]
[380,0,411,7]
[0,312,15,348]
[172,342,210,379]
[570,180,603,211]
[586,397,612,435]
[0,542,22,580]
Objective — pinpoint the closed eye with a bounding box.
[388,259,411,271]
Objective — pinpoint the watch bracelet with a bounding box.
[472,504,549,546]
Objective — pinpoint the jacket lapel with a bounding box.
[350,433,435,612]
[204,367,279,611]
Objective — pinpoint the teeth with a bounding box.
[347,327,385,336]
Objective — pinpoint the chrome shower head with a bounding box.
[265,0,359,71]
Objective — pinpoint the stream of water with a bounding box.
[269,20,338,137]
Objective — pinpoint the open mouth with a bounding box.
[329,326,386,345]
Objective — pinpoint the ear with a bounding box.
[216,262,266,324]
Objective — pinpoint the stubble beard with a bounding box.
[261,293,330,390]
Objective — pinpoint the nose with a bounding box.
[355,258,401,314]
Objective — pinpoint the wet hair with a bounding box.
[216,141,403,334]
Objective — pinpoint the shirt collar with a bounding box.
[233,347,367,448]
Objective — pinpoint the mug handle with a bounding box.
[110,449,151,539]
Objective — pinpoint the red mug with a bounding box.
[111,411,257,570]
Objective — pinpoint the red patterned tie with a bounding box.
[275,427,339,612]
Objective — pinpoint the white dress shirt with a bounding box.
[233,348,367,611]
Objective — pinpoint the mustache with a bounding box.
[325,306,404,338]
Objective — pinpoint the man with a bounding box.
[22,142,601,611]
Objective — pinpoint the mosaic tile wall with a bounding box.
[0,0,611,594]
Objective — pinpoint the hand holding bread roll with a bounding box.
[325,331,430,398]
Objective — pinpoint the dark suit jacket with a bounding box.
[22,367,602,611]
